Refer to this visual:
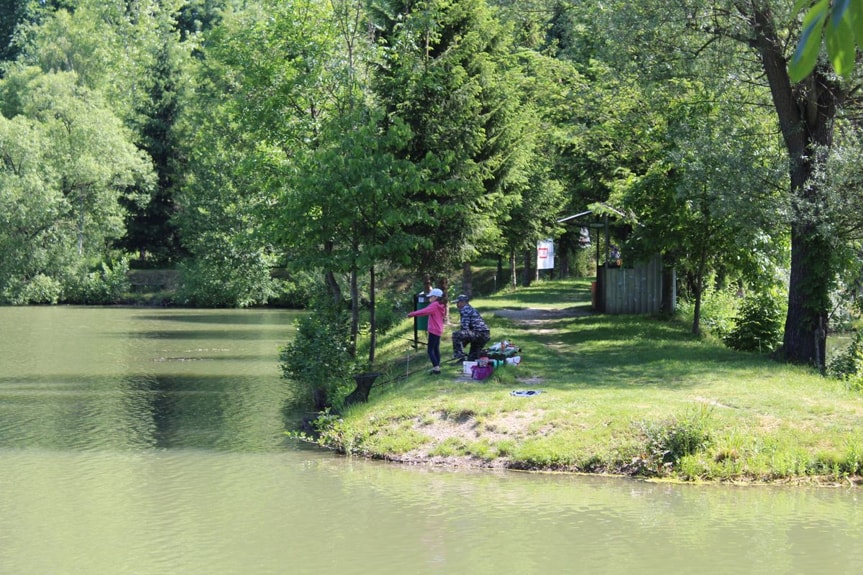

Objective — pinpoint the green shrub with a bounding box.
[280,310,360,411]
[63,258,131,304]
[268,269,320,308]
[724,291,784,353]
[309,410,361,453]
[370,290,406,336]
[677,284,739,339]
[841,437,863,475]
[177,247,276,307]
[640,407,713,469]
[828,330,863,389]
[1,274,62,304]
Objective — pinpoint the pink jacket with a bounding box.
[407,300,446,336]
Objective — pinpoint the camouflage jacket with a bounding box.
[458,304,489,333]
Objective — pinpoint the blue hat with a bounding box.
[456,294,469,303]
[428,288,443,297]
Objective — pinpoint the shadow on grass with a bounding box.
[494,313,776,391]
[485,279,591,307]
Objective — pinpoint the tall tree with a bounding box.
[118,2,191,264]
[622,80,786,335]
[368,0,532,276]
[0,0,27,65]
[0,111,66,302]
[273,0,428,362]
[586,0,861,369]
[496,45,574,286]
[0,67,153,301]
[177,0,354,307]
[0,0,76,69]
[284,112,423,362]
[13,1,196,266]
[719,1,855,369]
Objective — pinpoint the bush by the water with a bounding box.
[280,311,359,410]
[177,247,276,307]
[0,258,131,305]
[0,273,62,304]
[639,407,713,471]
[64,258,131,304]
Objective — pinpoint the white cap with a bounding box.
[428,288,443,297]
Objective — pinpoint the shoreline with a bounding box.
[301,280,863,487]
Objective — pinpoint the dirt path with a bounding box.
[493,305,594,325]
[380,304,595,469]
[445,304,592,384]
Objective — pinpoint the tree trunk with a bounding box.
[461,262,473,297]
[77,192,85,256]
[660,263,675,317]
[439,276,450,325]
[751,6,840,370]
[559,234,571,279]
[784,224,831,369]
[344,372,382,407]
[691,248,707,336]
[522,249,532,287]
[323,241,342,307]
[692,283,702,336]
[368,265,376,365]
[312,388,328,412]
[349,264,358,358]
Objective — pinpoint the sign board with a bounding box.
[536,239,554,270]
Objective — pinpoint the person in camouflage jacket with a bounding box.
[451,294,491,361]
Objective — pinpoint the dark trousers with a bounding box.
[427,333,441,368]
[452,329,490,360]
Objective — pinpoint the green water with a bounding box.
[1,307,861,575]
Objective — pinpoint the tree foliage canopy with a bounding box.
[2,0,863,373]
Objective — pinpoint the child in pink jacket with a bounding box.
[407,288,446,374]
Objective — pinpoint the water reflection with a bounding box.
[0,307,861,575]
[0,307,300,452]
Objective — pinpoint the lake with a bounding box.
[0,307,861,574]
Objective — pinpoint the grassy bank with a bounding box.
[309,278,863,484]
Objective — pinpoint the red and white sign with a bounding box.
[536,239,554,270]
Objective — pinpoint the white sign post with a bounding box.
[537,239,554,270]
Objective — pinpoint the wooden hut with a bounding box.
[559,207,675,315]
[594,255,674,314]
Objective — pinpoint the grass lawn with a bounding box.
[309,278,863,484]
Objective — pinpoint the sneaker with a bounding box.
[430,368,441,375]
